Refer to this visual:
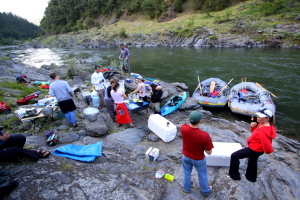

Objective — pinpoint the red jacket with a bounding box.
[248,124,276,154]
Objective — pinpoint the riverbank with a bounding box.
[0,55,299,199]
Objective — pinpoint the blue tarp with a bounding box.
[53,141,102,162]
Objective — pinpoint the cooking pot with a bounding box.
[83,107,99,122]
[41,106,53,116]
[137,100,143,106]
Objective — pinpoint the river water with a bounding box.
[7,47,300,140]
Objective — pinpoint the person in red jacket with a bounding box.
[228,108,276,182]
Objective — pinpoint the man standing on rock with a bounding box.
[180,110,213,197]
[91,65,105,109]
[148,83,163,116]
[118,43,130,74]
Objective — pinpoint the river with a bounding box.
[7,47,300,140]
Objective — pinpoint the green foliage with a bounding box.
[186,16,195,28]
[208,35,217,40]
[203,0,230,12]
[0,56,10,60]
[224,9,232,20]
[115,9,123,19]
[119,28,128,38]
[259,0,286,16]
[86,18,95,29]
[192,0,205,11]
[0,12,39,40]
[174,0,183,13]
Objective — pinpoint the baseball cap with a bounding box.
[256,109,273,118]
[190,111,204,123]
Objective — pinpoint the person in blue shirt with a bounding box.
[48,72,78,127]
[118,44,131,74]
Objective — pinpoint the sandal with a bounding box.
[118,124,123,127]
[130,124,137,128]
[37,150,51,158]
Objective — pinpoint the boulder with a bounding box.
[83,114,108,137]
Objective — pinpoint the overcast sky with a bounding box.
[0,0,49,25]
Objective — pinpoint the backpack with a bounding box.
[0,101,11,114]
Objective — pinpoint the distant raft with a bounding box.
[192,78,229,108]
[228,82,276,117]
[161,92,187,116]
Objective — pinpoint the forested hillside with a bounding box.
[40,0,250,35]
[0,12,39,45]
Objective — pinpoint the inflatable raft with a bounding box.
[228,82,276,117]
[192,78,229,107]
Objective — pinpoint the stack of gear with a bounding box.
[44,130,59,146]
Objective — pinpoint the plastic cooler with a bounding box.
[148,114,177,142]
[205,142,245,167]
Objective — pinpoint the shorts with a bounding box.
[150,102,160,112]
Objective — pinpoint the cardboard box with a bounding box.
[148,148,160,162]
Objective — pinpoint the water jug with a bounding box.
[91,90,99,108]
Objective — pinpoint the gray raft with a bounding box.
[192,78,229,108]
[228,82,276,117]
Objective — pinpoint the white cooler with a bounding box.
[205,142,245,167]
[148,114,177,142]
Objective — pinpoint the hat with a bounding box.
[137,76,143,80]
[256,109,273,118]
[190,111,204,123]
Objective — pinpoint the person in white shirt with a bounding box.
[130,76,149,117]
[91,65,105,109]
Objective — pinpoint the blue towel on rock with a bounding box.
[53,141,102,162]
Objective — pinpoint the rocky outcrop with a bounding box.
[18,21,299,50]
[0,57,299,200]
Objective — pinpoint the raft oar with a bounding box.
[197,76,203,95]
[217,78,233,97]
[256,83,279,99]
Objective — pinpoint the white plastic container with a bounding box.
[205,142,245,167]
[148,114,177,142]
[91,90,99,108]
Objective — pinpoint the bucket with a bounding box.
[83,107,99,122]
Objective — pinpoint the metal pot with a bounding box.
[41,106,53,116]
[83,107,99,122]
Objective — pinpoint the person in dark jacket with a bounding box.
[0,127,50,162]
[148,83,163,115]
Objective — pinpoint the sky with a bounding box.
[0,0,49,25]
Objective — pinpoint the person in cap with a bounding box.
[180,110,213,197]
[228,109,277,182]
[130,76,149,117]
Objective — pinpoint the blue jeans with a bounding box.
[64,111,76,125]
[182,155,211,195]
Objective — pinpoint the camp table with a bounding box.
[127,101,149,113]
[21,106,58,133]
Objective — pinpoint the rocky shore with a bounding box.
[0,54,299,200]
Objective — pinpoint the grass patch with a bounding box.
[0,56,10,60]
[59,161,74,171]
